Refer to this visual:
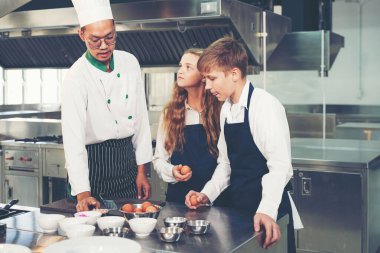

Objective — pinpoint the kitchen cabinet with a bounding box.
[43,147,67,204]
[291,138,380,253]
[293,169,362,253]
[4,174,40,207]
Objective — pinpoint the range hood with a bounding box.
[0,0,31,19]
[0,0,344,73]
[267,30,345,74]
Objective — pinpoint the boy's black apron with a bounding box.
[224,83,295,253]
[167,124,230,206]
[67,136,138,199]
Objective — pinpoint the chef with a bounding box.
[62,0,152,211]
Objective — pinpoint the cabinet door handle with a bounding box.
[5,179,13,199]
[4,179,9,200]
[48,178,53,203]
[301,177,312,196]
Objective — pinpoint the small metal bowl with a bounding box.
[119,204,162,220]
[186,220,211,235]
[163,217,187,228]
[159,227,183,243]
[102,227,130,237]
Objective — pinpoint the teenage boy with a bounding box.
[185,37,302,252]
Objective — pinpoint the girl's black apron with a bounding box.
[167,124,230,206]
[224,83,295,253]
[67,136,137,199]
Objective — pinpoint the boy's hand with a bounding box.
[185,190,210,209]
[253,213,281,249]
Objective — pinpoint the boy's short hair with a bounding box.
[198,36,248,78]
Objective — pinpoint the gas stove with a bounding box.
[15,135,63,144]
[1,135,65,207]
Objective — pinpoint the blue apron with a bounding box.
[167,124,230,206]
[224,83,295,253]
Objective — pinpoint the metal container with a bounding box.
[102,227,130,238]
[163,217,187,228]
[186,220,210,235]
[119,204,161,220]
[159,227,183,243]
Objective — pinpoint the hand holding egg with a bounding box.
[180,165,192,175]
[172,164,192,182]
[185,190,210,209]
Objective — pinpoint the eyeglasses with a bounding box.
[85,32,117,50]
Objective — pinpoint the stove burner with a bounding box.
[15,135,63,144]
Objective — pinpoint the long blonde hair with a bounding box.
[162,48,222,157]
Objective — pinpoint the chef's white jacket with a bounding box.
[61,50,152,196]
[201,80,303,229]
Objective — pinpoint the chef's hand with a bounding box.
[253,213,281,249]
[136,165,151,200]
[172,164,192,182]
[185,190,210,209]
[76,191,100,212]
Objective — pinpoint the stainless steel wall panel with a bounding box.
[0,118,61,140]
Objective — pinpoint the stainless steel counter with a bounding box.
[291,138,380,169]
[335,122,380,141]
[0,201,289,253]
[292,138,380,151]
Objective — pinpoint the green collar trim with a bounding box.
[85,51,114,72]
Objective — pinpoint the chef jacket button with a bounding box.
[125,94,128,99]
[117,73,120,78]
[128,116,133,119]
[107,99,111,104]
[115,120,118,124]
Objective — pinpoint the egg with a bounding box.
[190,195,198,206]
[180,165,192,175]
[141,201,152,212]
[121,203,134,212]
[145,205,158,212]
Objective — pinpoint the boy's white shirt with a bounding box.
[201,80,303,229]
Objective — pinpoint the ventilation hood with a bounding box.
[0,0,31,19]
[0,0,344,73]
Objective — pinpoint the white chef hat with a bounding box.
[72,0,114,28]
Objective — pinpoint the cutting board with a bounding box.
[40,198,166,215]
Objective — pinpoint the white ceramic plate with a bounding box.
[0,244,31,253]
[44,236,141,253]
